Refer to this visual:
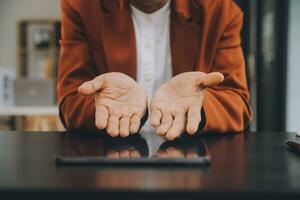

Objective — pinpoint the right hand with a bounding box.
[156,147,199,159]
[106,149,141,159]
[78,72,147,137]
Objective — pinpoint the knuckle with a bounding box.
[109,107,120,116]
[130,123,138,129]
[130,122,138,127]
[120,117,129,124]
[151,114,158,119]
[162,117,172,123]
[122,113,131,119]
[130,120,139,126]
[176,108,186,115]
[150,104,159,112]
[150,121,158,127]
[108,117,115,123]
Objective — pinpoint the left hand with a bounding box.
[106,149,141,158]
[156,147,199,159]
[150,72,224,140]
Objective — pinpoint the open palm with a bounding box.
[150,72,224,140]
[78,72,147,137]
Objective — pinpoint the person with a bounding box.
[57,0,252,141]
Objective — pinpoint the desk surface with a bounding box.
[0,131,299,200]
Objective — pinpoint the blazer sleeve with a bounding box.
[202,11,252,133]
[57,0,98,130]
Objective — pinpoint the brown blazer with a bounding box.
[58,0,252,133]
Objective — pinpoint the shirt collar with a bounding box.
[130,0,171,23]
[101,0,197,24]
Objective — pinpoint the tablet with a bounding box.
[55,133,210,167]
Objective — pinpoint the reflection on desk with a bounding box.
[0,131,299,200]
[56,133,210,166]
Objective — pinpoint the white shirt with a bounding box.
[131,1,172,132]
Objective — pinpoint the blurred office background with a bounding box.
[0,0,299,132]
[0,0,62,131]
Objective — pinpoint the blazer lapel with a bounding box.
[98,0,202,79]
[170,0,202,75]
[100,0,137,79]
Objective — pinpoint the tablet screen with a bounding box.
[56,133,210,167]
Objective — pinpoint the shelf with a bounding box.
[0,106,59,116]
[18,20,61,78]
[18,48,60,54]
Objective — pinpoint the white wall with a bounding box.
[286,0,300,132]
[0,0,60,69]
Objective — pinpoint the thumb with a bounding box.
[78,75,105,95]
[197,72,224,88]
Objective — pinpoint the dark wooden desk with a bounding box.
[0,131,299,200]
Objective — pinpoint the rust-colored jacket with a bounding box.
[58,0,252,133]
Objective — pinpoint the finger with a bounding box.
[150,109,162,128]
[78,75,105,95]
[186,106,201,135]
[119,115,131,138]
[166,111,186,141]
[186,151,199,159]
[106,151,120,158]
[107,115,120,137]
[129,114,141,134]
[197,72,224,88]
[156,113,173,136]
[156,151,168,158]
[120,150,130,158]
[166,147,185,158]
[95,105,109,130]
[130,150,141,158]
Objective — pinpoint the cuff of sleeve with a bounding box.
[201,89,224,132]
